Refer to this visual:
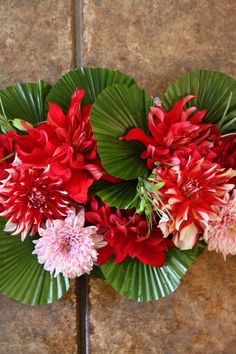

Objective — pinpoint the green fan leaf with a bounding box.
[0,219,70,305]
[101,243,205,302]
[91,84,153,180]
[0,81,51,128]
[90,179,138,209]
[162,69,236,132]
[46,67,135,111]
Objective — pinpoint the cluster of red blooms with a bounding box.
[122,96,236,250]
[0,89,104,239]
[85,197,172,266]
[0,89,171,267]
[0,89,235,269]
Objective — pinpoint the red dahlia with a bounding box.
[9,89,103,203]
[0,134,14,180]
[85,198,173,267]
[152,157,236,249]
[0,167,70,239]
[121,96,219,169]
[213,134,236,183]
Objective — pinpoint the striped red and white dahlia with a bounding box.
[152,157,236,250]
[0,167,71,240]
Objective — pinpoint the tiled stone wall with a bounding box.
[81,0,236,94]
[0,1,77,353]
[0,0,74,85]
[89,254,236,354]
[81,1,236,353]
[0,1,236,353]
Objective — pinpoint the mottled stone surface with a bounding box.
[82,1,236,353]
[0,0,74,85]
[89,252,236,354]
[0,287,77,354]
[0,1,77,353]
[82,0,236,95]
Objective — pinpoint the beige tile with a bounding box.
[0,287,77,354]
[0,1,77,353]
[82,0,236,94]
[89,252,236,354]
[0,0,74,85]
[81,1,236,353]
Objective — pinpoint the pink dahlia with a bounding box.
[121,96,219,169]
[152,157,236,249]
[203,190,236,259]
[33,209,106,278]
[0,167,70,239]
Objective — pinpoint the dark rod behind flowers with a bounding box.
[74,3,90,353]
[77,275,90,354]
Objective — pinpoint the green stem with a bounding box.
[217,92,232,129]
[0,151,15,163]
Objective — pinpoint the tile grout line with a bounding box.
[74,0,83,67]
[73,0,90,353]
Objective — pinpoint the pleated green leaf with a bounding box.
[0,219,70,305]
[89,180,138,209]
[162,69,236,132]
[91,84,153,180]
[101,243,205,302]
[46,67,135,111]
[0,81,51,128]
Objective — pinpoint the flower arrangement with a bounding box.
[0,68,235,304]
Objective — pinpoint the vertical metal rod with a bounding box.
[74,0,90,353]
[76,275,90,354]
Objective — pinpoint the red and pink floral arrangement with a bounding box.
[0,68,235,304]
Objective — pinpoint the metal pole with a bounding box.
[74,1,90,353]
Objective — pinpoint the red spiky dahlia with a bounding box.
[0,167,71,239]
[121,96,220,169]
[152,157,236,249]
[9,89,103,203]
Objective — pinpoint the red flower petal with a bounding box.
[121,128,154,147]
[65,171,94,203]
[97,244,114,264]
[47,103,67,129]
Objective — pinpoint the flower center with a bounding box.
[57,229,78,253]
[28,187,46,208]
[227,223,236,232]
[72,140,83,153]
[182,179,201,198]
[62,240,71,252]
[72,137,92,154]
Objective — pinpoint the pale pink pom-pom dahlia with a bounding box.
[33,209,106,278]
[203,190,236,259]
